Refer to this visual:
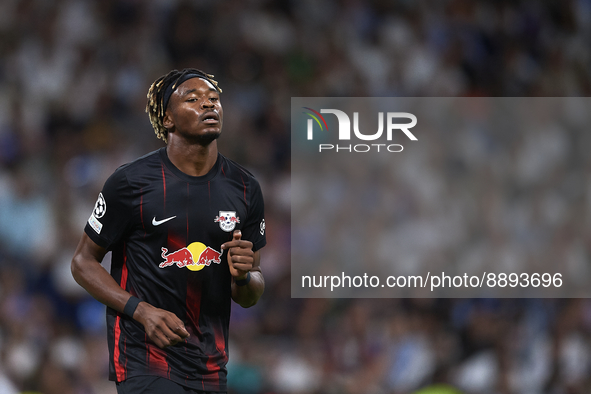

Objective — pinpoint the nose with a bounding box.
[201,99,214,108]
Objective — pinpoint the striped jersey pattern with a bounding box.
[85,148,266,391]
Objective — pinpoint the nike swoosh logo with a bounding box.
[152,216,176,226]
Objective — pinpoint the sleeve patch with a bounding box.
[88,213,103,234]
[93,192,107,218]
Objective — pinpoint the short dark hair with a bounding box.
[146,68,222,143]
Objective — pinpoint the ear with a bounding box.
[163,111,174,130]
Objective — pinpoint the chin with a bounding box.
[195,130,221,145]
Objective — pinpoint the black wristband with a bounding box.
[123,296,141,318]
[235,272,251,286]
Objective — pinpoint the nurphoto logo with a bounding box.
[303,107,417,153]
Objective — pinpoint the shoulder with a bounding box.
[218,155,265,210]
[108,149,162,180]
[219,154,259,184]
[114,149,163,176]
[103,149,163,191]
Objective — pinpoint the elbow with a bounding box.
[240,299,259,308]
[241,287,265,308]
[233,295,258,308]
[70,254,84,285]
[233,288,264,308]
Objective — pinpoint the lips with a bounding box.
[201,111,220,124]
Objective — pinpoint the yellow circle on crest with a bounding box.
[186,242,207,271]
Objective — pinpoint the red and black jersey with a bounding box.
[84,148,266,392]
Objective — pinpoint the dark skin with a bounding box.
[71,78,264,349]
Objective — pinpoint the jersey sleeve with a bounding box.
[84,168,134,250]
[242,176,266,252]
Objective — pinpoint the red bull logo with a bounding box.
[160,242,222,271]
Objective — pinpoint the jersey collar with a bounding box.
[159,148,222,183]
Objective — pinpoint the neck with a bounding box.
[166,138,218,177]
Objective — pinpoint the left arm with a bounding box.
[222,230,265,308]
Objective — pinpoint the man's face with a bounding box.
[165,77,223,145]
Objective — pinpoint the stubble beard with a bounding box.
[194,129,221,146]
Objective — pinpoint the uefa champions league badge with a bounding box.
[88,192,106,234]
[214,211,240,232]
[93,193,107,218]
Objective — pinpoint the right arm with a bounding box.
[71,233,189,348]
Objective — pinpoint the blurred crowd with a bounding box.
[0,0,589,393]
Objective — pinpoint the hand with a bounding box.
[133,302,190,348]
[221,230,254,279]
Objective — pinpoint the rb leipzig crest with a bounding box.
[214,211,240,232]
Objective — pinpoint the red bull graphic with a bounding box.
[160,242,222,271]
